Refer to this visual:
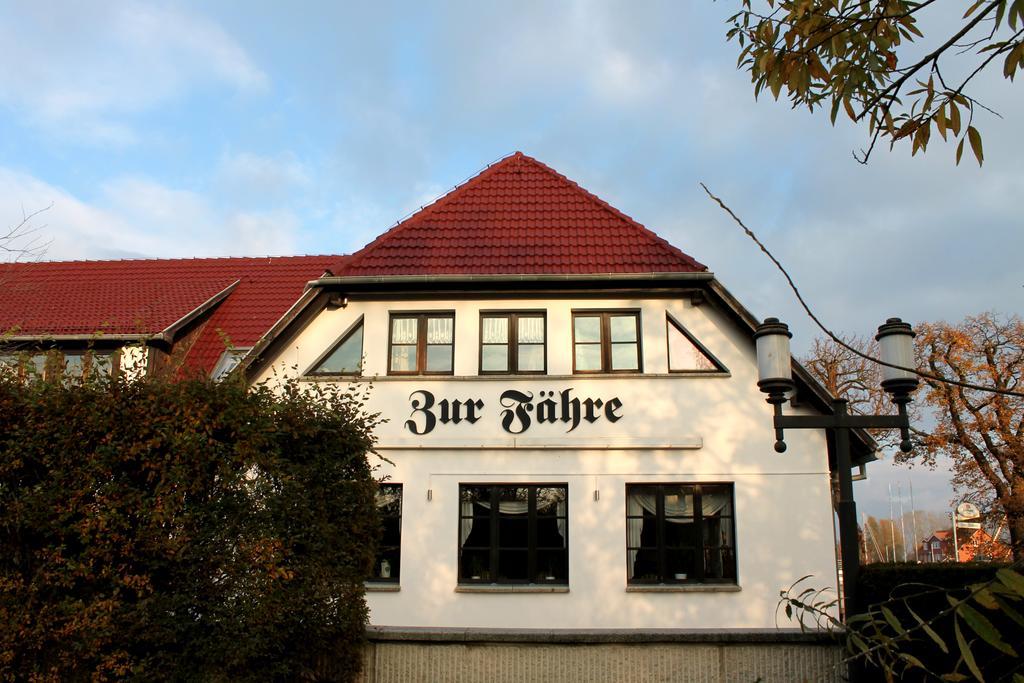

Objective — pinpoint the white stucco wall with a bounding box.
[252,293,839,630]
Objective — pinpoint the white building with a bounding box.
[243,153,873,673]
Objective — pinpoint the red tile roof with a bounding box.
[0,256,338,374]
[334,152,706,276]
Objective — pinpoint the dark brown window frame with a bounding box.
[458,483,569,586]
[625,483,737,586]
[478,310,547,375]
[387,311,456,376]
[369,483,402,584]
[665,313,728,374]
[305,315,364,377]
[571,310,643,374]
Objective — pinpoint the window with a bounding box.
[211,348,251,381]
[1,350,114,381]
[626,484,736,585]
[371,484,402,583]
[572,311,641,373]
[388,313,454,375]
[459,484,568,584]
[479,312,546,374]
[307,318,363,376]
[666,314,726,373]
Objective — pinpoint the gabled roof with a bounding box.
[0,255,339,375]
[334,152,706,277]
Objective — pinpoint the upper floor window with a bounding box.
[626,483,736,585]
[388,312,454,375]
[572,311,641,373]
[307,318,363,376]
[666,314,726,373]
[480,312,546,374]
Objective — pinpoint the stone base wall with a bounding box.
[357,629,844,683]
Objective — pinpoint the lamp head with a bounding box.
[754,318,795,403]
[875,318,918,399]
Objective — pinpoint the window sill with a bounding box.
[366,582,401,592]
[626,584,741,593]
[455,584,569,594]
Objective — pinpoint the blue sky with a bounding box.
[1,1,1021,522]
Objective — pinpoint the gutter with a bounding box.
[309,271,714,288]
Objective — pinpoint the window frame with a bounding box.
[478,310,547,375]
[387,311,456,376]
[369,483,402,584]
[305,315,364,377]
[625,483,737,586]
[665,313,728,374]
[571,309,643,374]
[458,483,569,586]
[0,349,119,381]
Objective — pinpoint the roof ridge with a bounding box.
[337,151,705,276]
[339,152,522,272]
[3,254,345,267]
[514,153,705,271]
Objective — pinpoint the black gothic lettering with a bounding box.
[499,390,533,434]
[405,390,437,435]
[604,397,623,422]
[464,398,484,423]
[536,390,559,424]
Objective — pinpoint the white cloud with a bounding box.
[0,2,267,144]
[216,152,312,203]
[0,168,298,260]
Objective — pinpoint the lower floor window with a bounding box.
[459,484,568,584]
[371,484,402,582]
[626,483,736,584]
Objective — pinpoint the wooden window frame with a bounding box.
[370,483,402,584]
[665,313,728,374]
[571,310,643,374]
[625,483,737,586]
[305,316,364,377]
[478,311,547,376]
[387,311,456,376]
[458,483,569,586]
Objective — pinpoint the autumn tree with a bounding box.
[1,204,50,263]
[726,0,1024,165]
[910,313,1024,560]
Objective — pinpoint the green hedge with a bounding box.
[0,372,381,682]
[855,563,1022,681]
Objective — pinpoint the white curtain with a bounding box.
[460,501,475,547]
[391,318,417,344]
[482,317,508,343]
[629,492,729,521]
[517,317,544,343]
[627,496,643,577]
[555,501,566,545]
[426,317,453,343]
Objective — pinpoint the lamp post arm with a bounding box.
[774,413,909,430]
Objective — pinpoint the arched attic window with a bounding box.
[666,313,727,373]
[306,316,364,376]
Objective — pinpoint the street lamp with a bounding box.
[754,317,917,616]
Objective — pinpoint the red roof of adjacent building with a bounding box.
[0,256,338,374]
[334,152,706,276]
